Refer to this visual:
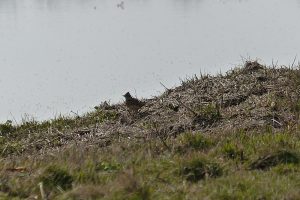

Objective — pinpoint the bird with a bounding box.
[123,92,145,113]
[117,1,124,10]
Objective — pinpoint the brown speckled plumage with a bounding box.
[123,92,145,113]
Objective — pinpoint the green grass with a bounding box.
[0,131,299,199]
[39,165,73,191]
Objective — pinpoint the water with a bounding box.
[0,0,300,122]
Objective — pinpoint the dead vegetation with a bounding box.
[0,61,299,158]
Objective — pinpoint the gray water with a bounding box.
[1,0,300,122]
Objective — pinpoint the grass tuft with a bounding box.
[221,142,244,160]
[249,150,299,170]
[180,156,222,182]
[0,120,15,136]
[178,132,214,151]
[39,165,74,191]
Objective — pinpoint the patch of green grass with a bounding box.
[237,132,300,157]
[47,116,77,131]
[198,170,300,200]
[74,165,100,184]
[73,160,121,184]
[82,110,118,125]
[272,163,300,175]
[192,103,221,128]
[180,156,222,182]
[95,161,121,172]
[39,165,73,191]
[195,103,221,120]
[221,142,244,160]
[0,120,15,136]
[178,132,214,151]
[0,132,300,200]
[0,141,24,155]
[1,130,300,199]
[249,150,299,170]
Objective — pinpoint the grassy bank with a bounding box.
[0,61,300,199]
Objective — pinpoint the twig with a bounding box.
[271,118,282,127]
[2,144,8,155]
[39,182,47,200]
[160,82,171,92]
[175,98,198,116]
[71,111,80,118]
[291,55,298,68]
[152,121,171,152]
[271,59,278,69]
[9,112,19,126]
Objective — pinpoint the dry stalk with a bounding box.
[39,182,47,200]
[175,98,198,116]
[152,121,171,152]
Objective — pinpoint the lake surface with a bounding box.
[1,0,300,122]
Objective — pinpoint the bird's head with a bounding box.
[123,92,132,99]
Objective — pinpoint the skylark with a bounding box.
[123,92,145,113]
